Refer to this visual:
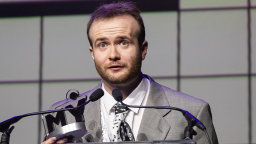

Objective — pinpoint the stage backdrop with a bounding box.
[0,0,255,143]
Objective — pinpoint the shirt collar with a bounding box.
[102,84,117,115]
[101,75,149,114]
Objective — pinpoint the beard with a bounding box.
[94,53,142,85]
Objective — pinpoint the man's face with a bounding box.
[89,15,147,84]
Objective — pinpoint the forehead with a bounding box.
[89,15,140,41]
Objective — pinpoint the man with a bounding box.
[43,2,218,144]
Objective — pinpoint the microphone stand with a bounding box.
[0,88,104,144]
[0,99,92,144]
[183,121,197,140]
[118,100,212,144]
[0,126,14,144]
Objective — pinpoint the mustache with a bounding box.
[105,62,126,68]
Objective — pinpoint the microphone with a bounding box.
[44,88,104,141]
[112,89,211,144]
[90,88,104,102]
[112,89,123,101]
[0,88,104,133]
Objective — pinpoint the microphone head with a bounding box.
[89,88,104,102]
[69,92,79,100]
[66,89,80,100]
[112,89,123,101]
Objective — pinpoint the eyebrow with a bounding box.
[116,36,131,40]
[95,37,107,43]
[94,37,108,46]
[94,36,131,44]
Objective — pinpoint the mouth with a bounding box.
[108,64,124,71]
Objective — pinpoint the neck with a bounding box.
[103,73,143,100]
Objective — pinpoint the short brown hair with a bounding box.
[87,1,145,48]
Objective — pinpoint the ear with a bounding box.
[141,41,148,60]
[89,47,95,60]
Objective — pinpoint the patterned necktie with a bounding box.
[111,102,135,142]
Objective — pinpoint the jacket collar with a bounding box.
[136,74,171,141]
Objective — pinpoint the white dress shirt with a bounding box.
[100,76,150,142]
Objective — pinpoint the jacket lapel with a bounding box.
[137,75,171,141]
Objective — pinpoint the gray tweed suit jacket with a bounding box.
[50,74,218,144]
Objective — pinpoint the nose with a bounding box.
[109,46,120,61]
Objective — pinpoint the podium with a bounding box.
[58,140,196,144]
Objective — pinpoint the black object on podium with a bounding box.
[48,140,196,144]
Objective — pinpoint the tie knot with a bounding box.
[113,103,129,114]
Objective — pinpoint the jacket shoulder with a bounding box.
[144,74,207,106]
[162,85,207,105]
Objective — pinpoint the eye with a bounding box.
[120,41,128,46]
[99,43,107,48]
